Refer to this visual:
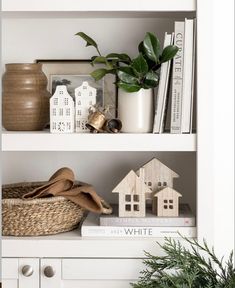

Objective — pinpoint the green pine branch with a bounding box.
[132,236,235,288]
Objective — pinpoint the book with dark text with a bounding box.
[100,204,195,227]
[81,212,197,238]
[170,21,185,134]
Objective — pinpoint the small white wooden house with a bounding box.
[154,187,182,217]
[75,81,96,132]
[112,169,152,217]
[50,85,74,133]
[136,158,179,213]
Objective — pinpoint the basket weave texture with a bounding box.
[2,182,84,236]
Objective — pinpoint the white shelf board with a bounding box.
[2,0,196,12]
[2,229,191,258]
[2,131,197,152]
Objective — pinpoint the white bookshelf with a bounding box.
[2,132,196,151]
[2,230,169,258]
[1,0,234,287]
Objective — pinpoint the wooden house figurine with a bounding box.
[112,169,152,217]
[154,187,182,217]
[136,158,179,213]
[75,81,96,132]
[50,85,74,133]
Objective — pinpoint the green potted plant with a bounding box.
[132,236,235,287]
[76,32,178,133]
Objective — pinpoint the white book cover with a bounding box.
[81,213,197,238]
[170,21,185,134]
[153,32,172,133]
[100,203,195,227]
[159,33,174,133]
[181,18,195,133]
[190,18,196,133]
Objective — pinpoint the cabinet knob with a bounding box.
[22,265,34,277]
[44,266,55,278]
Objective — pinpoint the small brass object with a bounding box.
[86,111,106,133]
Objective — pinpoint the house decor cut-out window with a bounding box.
[134,205,139,211]
[125,195,131,202]
[133,195,139,202]
[125,204,131,211]
[163,182,167,186]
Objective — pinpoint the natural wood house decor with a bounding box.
[112,169,152,217]
[50,85,74,133]
[154,187,182,217]
[112,158,181,217]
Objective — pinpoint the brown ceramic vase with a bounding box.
[2,63,50,131]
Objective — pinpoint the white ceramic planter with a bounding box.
[118,88,154,133]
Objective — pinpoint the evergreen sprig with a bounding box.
[132,236,235,288]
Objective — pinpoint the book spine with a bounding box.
[170,21,185,134]
[181,18,194,133]
[190,18,196,133]
[82,226,197,238]
[159,33,174,133]
[153,32,171,133]
[100,217,195,227]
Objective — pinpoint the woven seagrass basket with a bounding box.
[2,182,85,236]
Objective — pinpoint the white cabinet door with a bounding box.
[40,258,144,288]
[61,258,144,288]
[2,258,19,288]
[2,258,40,288]
[18,258,40,288]
[41,259,62,288]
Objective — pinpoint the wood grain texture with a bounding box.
[155,187,182,216]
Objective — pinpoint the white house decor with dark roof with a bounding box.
[112,158,181,217]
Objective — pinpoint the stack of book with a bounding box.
[153,18,196,134]
[81,204,196,238]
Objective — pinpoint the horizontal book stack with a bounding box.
[81,204,196,238]
[153,18,196,134]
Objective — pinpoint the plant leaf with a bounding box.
[91,56,113,69]
[138,41,145,53]
[90,68,107,81]
[106,53,131,63]
[117,67,139,84]
[75,32,98,49]
[160,45,179,63]
[144,71,159,88]
[143,32,161,63]
[117,82,141,92]
[132,53,149,76]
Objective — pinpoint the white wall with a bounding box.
[2,16,178,65]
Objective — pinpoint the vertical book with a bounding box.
[181,18,195,133]
[153,32,173,133]
[170,21,185,134]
